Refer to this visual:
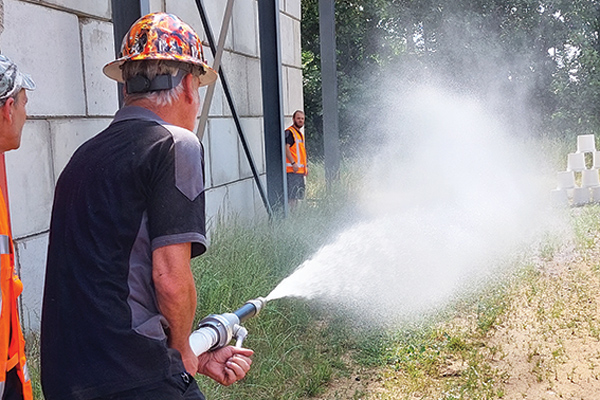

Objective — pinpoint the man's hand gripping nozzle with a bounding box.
[189,297,267,356]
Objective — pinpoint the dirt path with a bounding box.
[313,242,600,399]
[489,245,600,399]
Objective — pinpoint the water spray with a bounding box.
[189,297,268,356]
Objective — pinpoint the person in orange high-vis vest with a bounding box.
[285,110,307,210]
[0,54,36,400]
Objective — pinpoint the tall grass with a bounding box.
[190,161,362,399]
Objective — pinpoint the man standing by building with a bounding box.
[41,13,253,400]
[0,54,35,400]
[285,110,307,210]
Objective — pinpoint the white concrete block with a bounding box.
[286,0,301,20]
[5,120,53,238]
[200,132,212,189]
[2,0,86,116]
[282,66,290,116]
[42,0,111,19]
[198,79,225,118]
[253,174,269,220]
[207,118,240,186]
[292,18,301,66]
[205,185,228,229]
[148,0,164,13]
[280,13,295,66]
[247,58,263,116]
[211,80,226,117]
[81,19,119,116]
[221,52,249,116]
[197,51,228,118]
[50,118,112,181]
[287,66,304,114]
[165,0,205,42]
[14,233,48,332]
[232,0,258,56]
[227,179,255,221]
[238,117,264,179]
[167,0,234,50]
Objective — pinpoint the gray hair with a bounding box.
[121,60,187,107]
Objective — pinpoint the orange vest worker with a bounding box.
[285,125,307,176]
[0,187,33,399]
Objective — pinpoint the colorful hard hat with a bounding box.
[103,12,217,87]
[0,54,35,101]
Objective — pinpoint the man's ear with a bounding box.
[182,73,197,103]
[0,98,14,123]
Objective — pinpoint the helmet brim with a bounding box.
[103,55,218,88]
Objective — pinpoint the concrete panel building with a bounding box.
[0,0,303,330]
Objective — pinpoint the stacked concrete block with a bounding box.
[232,0,258,57]
[2,0,87,116]
[280,13,297,67]
[238,117,265,179]
[553,134,600,207]
[1,0,121,330]
[14,235,48,332]
[80,19,119,115]
[4,121,53,238]
[40,0,111,19]
[207,118,241,187]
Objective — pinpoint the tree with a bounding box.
[301,0,600,157]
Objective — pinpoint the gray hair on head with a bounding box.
[121,60,189,107]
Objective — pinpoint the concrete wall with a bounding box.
[0,0,303,330]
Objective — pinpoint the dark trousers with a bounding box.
[91,373,205,400]
[2,368,24,400]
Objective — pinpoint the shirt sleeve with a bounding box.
[285,129,295,147]
[147,126,207,258]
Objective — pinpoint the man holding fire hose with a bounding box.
[40,13,253,400]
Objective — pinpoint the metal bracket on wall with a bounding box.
[194,0,273,218]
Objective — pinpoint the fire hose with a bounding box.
[189,297,267,356]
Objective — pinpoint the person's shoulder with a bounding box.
[159,124,197,140]
[158,124,201,149]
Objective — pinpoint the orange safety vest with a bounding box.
[285,125,307,176]
[0,189,32,399]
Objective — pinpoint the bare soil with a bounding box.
[312,242,600,399]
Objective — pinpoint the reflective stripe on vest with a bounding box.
[0,235,9,254]
[0,380,4,398]
[22,361,30,382]
[0,234,6,313]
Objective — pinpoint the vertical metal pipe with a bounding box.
[319,0,340,185]
[139,0,150,15]
[258,0,288,217]
[110,0,142,107]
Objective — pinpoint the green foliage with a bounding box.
[302,0,600,157]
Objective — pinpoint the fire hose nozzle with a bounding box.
[189,296,267,356]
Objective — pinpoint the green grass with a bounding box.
[190,161,361,399]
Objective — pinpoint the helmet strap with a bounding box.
[126,69,186,94]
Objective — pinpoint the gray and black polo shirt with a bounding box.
[41,106,206,400]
